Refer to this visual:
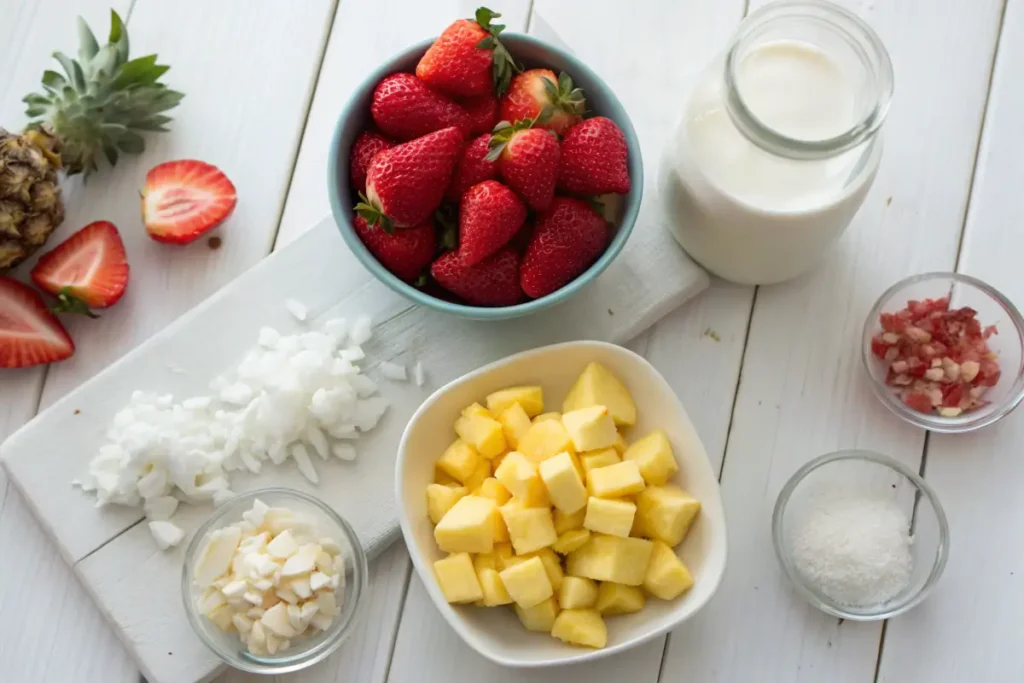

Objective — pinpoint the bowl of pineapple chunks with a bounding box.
[395,340,727,666]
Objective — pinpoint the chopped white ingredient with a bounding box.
[291,444,319,484]
[149,521,184,549]
[266,530,298,559]
[143,495,179,521]
[379,361,408,381]
[309,571,332,592]
[323,318,347,343]
[182,396,212,411]
[331,443,356,461]
[350,315,372,345]
[285,298,308,322]
[413,361,425,387]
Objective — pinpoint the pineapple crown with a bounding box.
[22,10,183,178]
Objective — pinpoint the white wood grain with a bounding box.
[877,2,1024,681]
[660,0,1007,681]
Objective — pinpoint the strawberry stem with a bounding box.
[51,287,99,318]
[354,191,393,233]
[539,71,587,123]
[473,7,521,96]
[485,118,535,162]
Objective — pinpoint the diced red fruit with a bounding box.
[490,121,560,212]
[353,215,436,283]
[349,131,394,193]
[370,73,470,141]
[445,135,498,203]
[430,248,522,307]
[558,116,631,196]
[460,94,500,135]
[31,221,129,313]
[457,180,527,266]
[499,69,585,136]
[520,197,609,299]
[0,276,75,368]
[142,160,237,245]
[870,335,888,359]
[903,392,934,413]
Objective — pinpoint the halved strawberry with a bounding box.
[0,276,74,368]
[142,160,238,245]
[31,221,129,316]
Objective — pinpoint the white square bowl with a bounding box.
[394,340,728,667]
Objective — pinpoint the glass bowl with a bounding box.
[862,272,1024,433]
[182,488,367,675]
[772,450,949,620]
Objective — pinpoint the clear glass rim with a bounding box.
[181,487,369,675]
[724,0,895,160]
[861,271,1024,433]
[772,449,950,620]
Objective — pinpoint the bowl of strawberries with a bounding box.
[327,7,642,320]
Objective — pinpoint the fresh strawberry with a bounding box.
[353,215,436,283]
[370,73,470,141]
[458,180,526,265]
[488,120,560,211]
[460,93,500,135]
[500,69,585,136]
[142,160,237,245]
[349,130,394,193]
[31,221,129,316]
[415,7,519,98]
[445,135,498,202]
[520,197,609,298]
[356,126,463,229]
[0,276,74,368]
[558,117,631,195]
[431,247,522,307]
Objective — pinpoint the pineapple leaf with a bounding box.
[130,114,173,132]
[77,17,100,63]
[108,10,129,66]
[103,143,118,167]
[23,94,50,107]
[53,52,86,92]
[41,70,66,91]
[112,55,159,89]
[89,44,119,79]
[25,106,48,118]
[116,131,145,154]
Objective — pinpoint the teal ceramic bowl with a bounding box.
[327,33,643,321]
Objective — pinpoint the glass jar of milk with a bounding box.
[662,0,893,285]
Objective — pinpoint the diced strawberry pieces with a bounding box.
[870,335,889,359]
[903,392,934,413]
[941,383,963,408]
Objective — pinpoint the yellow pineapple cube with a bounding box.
[433,553,483,603]
[552,529,591,555]
[499,556,553,608]
[433,495,497,554]
[455,413,506,459]
[434,466,461,486]
[437,439,481,483]
[492,507,510,543]
[497,402,533,449]
[494,452,549,507]
[553,508,586,534]
[514,597,559,632]
[539,451,588,514]
[584,497,636,538]
[587,460,646,499]
[595,583,646,615]
[499,502,557,554]
[518,419,576,464]
[562,362,636,427]
[505,547,563,590]
[463,458,491,494]
[562,406,618,452]
[558,576,598,609]
[623,430,678,485]
[474,477,511,504]
[493,543,514,570]
[580,448,620,476]
[477,568,513,606]
[462,402,493,419]
[612,432,628,455]
[486,386,544,417]
[643,541,694,600]
[473,553,498,573]
[566,534,653,586]
[635,484,701,546]
[426,484,468,525]
[551,609,607,648]
[532,412,562,423]
[491,451,509,471]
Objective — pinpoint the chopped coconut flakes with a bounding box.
[286,298,308,321]
[413,361,425,387]
[350,315,372,345]
[379,361,407,382]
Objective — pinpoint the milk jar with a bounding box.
[661,0,893,285]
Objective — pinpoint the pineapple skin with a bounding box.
[0,128,64,271]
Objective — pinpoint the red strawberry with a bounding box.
[461,93,500,135]
[415,7,519,98]
[349,131,394,193]
[142,160,237,245]
[0,276,74,368]
[353,215,436,283]
[558,117,630,195]
[500,69,585,136]
[371,73,470,141]
[31,221,129,316]
[458,180,526,265]
[431,247,522,307]
[356,127,463,229]
[520,197,609,298]
[445,135,498,202]
[488,120,560,211]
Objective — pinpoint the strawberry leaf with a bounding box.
[51,287,99,319]
[354,191,393,233]
[486,118,534,161]
[474,7,520,96]
[414,274,429,288]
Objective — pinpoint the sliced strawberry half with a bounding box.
[31,221,129,316]
[143,160,237,244]
[0,276,75,369]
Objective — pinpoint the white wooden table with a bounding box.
[1,0,1021,681]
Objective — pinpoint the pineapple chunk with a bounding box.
[499,556,553,608]
[473,552,498,573]
[643,541,694,600]
[562,406,618,452]
[635,484,701,546]
[587,460,646,499]
[497,402,532,449]
[515,597,559,632]
[533,412,562,423]
[612,432,628,455]
[463,459,491,494]
[462,402,493,419]
[475,477,511,505]
[486,386,544,417]
[493,543,514,570]
[562,362,636,427]
[437,440,481,483]
[623,430,678,485]
[499,502,557,554]
[434,496,497,554]
[492,506,510,543]
[559,576,598,609]
[433,553,483,603]
[553,508,586,534]
[518,420,576,463]
[595,582,646,615]
[580,448,620,476]
[477,567,513,606]
[538,452,588,514]
[494,453,549,507]
[584,497,636,538]
[505,547,564,590]
[434,466,461,486]
[566,534,653,586]
[551,609,607,649]
[426,484,467,525]
[455,413,506,459]
[552,529,591,555]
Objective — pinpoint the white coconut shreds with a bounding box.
[378,361,407,382]
[75,313,392,549]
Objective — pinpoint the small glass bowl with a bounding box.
[182,488,368,675]
[772,450,949,620]
[862,272,1024,433]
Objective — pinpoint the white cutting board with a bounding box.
[0,215,706,683]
